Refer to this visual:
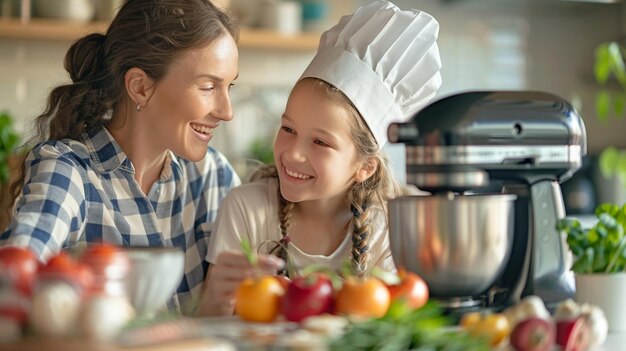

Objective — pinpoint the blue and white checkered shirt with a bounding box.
[0,126,240,313]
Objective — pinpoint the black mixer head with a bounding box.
[388,91,587,190]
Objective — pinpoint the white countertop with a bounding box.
[498,332,623,351]
[598,332,626,351]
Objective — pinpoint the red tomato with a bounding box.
[335,276,390,318]
[0,246,39,296]
[39,251,94,293]
[44,250,75,269]
[80,243,129,293]
[281,273,334,322]
[235,275,285,323]
[386,269,429,310]
[80,242,128,269]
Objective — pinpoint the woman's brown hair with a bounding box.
[253,77,405,277]
[9,0,239,205]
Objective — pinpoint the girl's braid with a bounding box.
[350,183,373,277]
[269,189,295,275]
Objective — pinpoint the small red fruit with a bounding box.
[386,269,429,310]
[556,317,591,351]
[510,317,556,351]
[0,246,39,296]
[80,243,129,294]
[38,251,94,293]
[281,273,334,322]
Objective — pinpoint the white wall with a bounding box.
[0,0,624,167]
[387,0,624,153]
[0,39,314,162]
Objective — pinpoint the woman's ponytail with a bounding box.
[36,33,111,142]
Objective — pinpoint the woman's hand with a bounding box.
[196,251,284,316]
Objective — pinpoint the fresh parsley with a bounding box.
[329,301,490,351]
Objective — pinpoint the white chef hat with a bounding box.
[300,0,442,147]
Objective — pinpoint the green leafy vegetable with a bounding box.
[329,301,490,351]
[558,203,626,273]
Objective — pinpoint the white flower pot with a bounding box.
[575,273,626,332]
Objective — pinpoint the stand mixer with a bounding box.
[387,91,586,311]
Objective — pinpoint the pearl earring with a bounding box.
[136,104,141,112]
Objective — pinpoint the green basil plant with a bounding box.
[558,203,626,273]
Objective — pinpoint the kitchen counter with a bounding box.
[2,317,624,350]
[496,332,624,351]
[4,333,624,351]
[0,337,237,351]
[596,332,626,351]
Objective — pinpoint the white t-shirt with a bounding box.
[206,178,396,273]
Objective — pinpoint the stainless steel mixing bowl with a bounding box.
[388,193,516,298]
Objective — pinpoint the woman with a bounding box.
[0,0,246,314]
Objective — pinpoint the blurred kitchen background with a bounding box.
[0,0,625,215]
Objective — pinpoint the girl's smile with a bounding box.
[283,166,313,181]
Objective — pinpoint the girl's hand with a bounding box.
[197,251,284,316]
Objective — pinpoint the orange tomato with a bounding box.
[386,269,429,310]
[335,276,390,318]
[460,311,511,347]
[235,275,285,322]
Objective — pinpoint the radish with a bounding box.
[556,317,591,351]
[510,317,556,351]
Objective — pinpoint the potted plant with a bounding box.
[558,203,626,332]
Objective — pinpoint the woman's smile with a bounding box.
[190,122,216,142]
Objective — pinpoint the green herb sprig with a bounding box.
[558,203,626,273]
[329,301,490,351]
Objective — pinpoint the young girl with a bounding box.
[0,0,242,314]
[198,0,443,316]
